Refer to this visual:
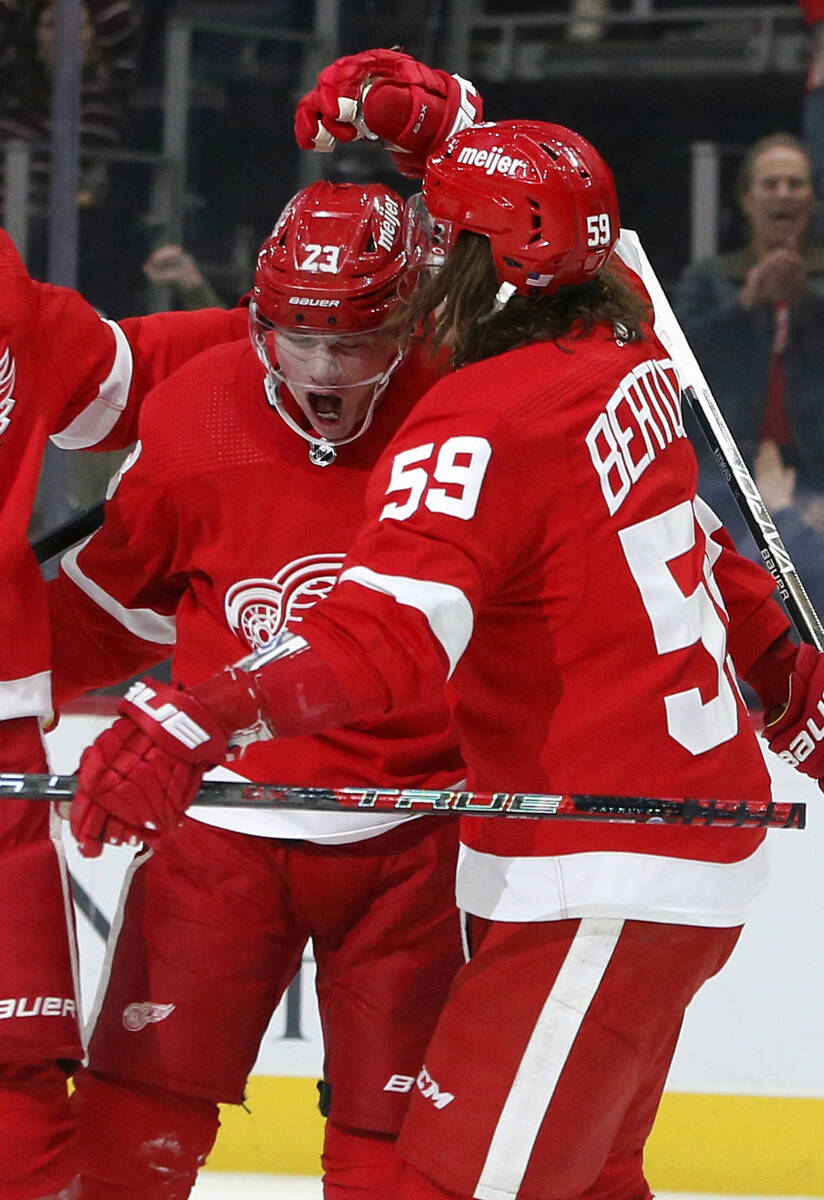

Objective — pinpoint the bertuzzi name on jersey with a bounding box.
[585,355,685,517]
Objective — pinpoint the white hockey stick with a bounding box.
[0,773,805,828]
[616,229,824,651]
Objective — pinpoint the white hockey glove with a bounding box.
[294,47,483,177]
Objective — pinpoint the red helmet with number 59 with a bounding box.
[421,119,620,295]
[250,180,417,332]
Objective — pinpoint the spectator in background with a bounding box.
[567,0,610,43]
[142,244,224,310]
[674,133,824,503]
[799,0,824,235]
[0,0,142,216]
[752,438,824,618]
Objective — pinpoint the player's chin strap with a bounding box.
[262,351,403,467]
[480,281,517,323]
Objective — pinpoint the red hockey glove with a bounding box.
[294,47,483,177]
[762,642,824,787]
[71,680,229,858]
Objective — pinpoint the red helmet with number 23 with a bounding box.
[250,179,416,332]
[421,119,620,296]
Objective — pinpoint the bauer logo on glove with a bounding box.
[124,681,213,751]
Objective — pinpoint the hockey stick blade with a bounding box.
[615,229,824,651]
[32,501,104,565]
[0,774,805,828]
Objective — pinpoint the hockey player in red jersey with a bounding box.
[65,120,824,1200]
[47,182,470,1199]
[0,228,246,1200]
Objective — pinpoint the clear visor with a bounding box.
[251,306,399,391]
[404,193,452,272]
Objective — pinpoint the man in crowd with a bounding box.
[675,132,824,497]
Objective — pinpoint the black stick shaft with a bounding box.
[32,501,105,565]
[0,774,805,829]
[684,384,824,650]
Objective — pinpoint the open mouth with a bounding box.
[308,392,344,428]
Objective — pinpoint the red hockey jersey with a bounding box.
[293,320,790,924]
[0,228,248,722]
[48,339,465,843]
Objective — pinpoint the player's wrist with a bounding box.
[185,630,353,751]
[744,632,797,719]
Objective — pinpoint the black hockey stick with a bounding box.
[32,500,104,565]
[616,230,824,650]
[0,774,805,828]
[683,382,824,650]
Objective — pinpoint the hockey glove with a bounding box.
[71,680,229,857]
[762,642,824,787]
[294,47,483,177]
[71,638,355,856]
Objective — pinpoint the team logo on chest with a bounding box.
[0,347,17,443]
[224,552,347,651]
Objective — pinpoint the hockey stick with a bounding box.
[682,383,824,650]
[0,773,805,828]
[616,230,824,651]
[32,500,104,565]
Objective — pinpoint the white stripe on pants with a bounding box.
[474,917,624,1200]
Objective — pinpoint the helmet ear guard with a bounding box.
[421,120,620,297]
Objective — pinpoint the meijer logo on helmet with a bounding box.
[456,146,529,177]
[377,195,401,252]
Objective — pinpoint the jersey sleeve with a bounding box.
[297,384,560,719]
[48,301,249,451]
[47,425,185,708]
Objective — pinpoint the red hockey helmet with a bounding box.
[421,119,620,295]
[250,180,417,332]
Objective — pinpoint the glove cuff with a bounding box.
[189,630,353,749]
[364,71,482,177]
[763,641,818,733]
[743,632,797,723]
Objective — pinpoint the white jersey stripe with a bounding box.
[62,538,177,645]
[339,565,473,677]
[51,319,134,449]
[474,918,623,1200]
[83,844,153,1044]
[457,840,769,927]
[49,804,82,1023]
[0,670,52,719]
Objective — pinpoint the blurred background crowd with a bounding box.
[4,0,824,624]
